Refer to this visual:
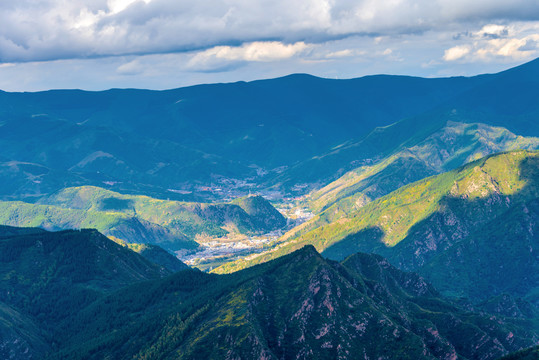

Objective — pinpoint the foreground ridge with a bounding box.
[0,229,530,359]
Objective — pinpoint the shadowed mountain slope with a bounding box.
[0,226,184,359]
[2,59,539,200]
[50,246,537,360]
[498,345,539,360]
[0,228,172,307]
[216,151,539,307]
[111,237,189,273]
[0,302,49,360]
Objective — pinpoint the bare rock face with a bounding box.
[51,246,537,360]
[0,226,536,359]
[319,151,539,304]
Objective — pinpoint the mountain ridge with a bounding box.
[49,244,537,359]
[4,59,539,201]
[0,186,286,251]
[1,59,539,359]
[215,150,539,306]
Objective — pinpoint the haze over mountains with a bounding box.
[1,58,539,202]
[1,59,539,359]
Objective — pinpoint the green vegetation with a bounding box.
[231,121,538,278]
[47,246,537,359]
[0,301,49,359]
[1,59,539,359]
[110,237,188,272]
[43,187,286,238]
[0,226,185,359]
[215,151,539,306]
[307,121,539,215]
[0,186,286,250]
[231,195,287,232]
[1,225,535,359]
[0,199,193,250]
[2,59,539,202]
[498,345,539,360]
[0,227,172,354]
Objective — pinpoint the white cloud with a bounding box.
[475,35,539,60]
[108,0,152,14]
[1,0,539,63]
[117,59,144,74]
[205,42,309,62]
[0,30,533,92]
[0,1,538,90]
[326,49,354,58]
[443,45,471,61]
[443,22,539,63]
[475,24,509,38]
[186,41,310,72]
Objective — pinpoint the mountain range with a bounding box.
[217,150,539,309]
[0,186,286,250]
[1,59,539,359]
[1,227,536,359]
[1,59,539,203]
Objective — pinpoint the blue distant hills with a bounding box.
[1,59,539,360]
[1,58,538,202]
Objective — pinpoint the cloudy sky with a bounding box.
[1,0,538,91]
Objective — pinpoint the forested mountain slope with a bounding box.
[52,246,537,360]
[217,151,539,307]
[0,226,182,358]
[0,186,286,250]
[2,59,539,201]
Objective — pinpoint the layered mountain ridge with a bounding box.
[217,150,539,308]
[0,186,286,250]
[1,59,539,359]
[306,121,539,215]
[1,227,533,359]
[1,58,539,202]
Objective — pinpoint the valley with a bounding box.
[177,231,283,270]
[177,206,314,270]
[218,150,539,304]
[1,59,539,359]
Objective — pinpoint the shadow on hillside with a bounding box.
[322,153,539,302]
[322,226,385,260]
